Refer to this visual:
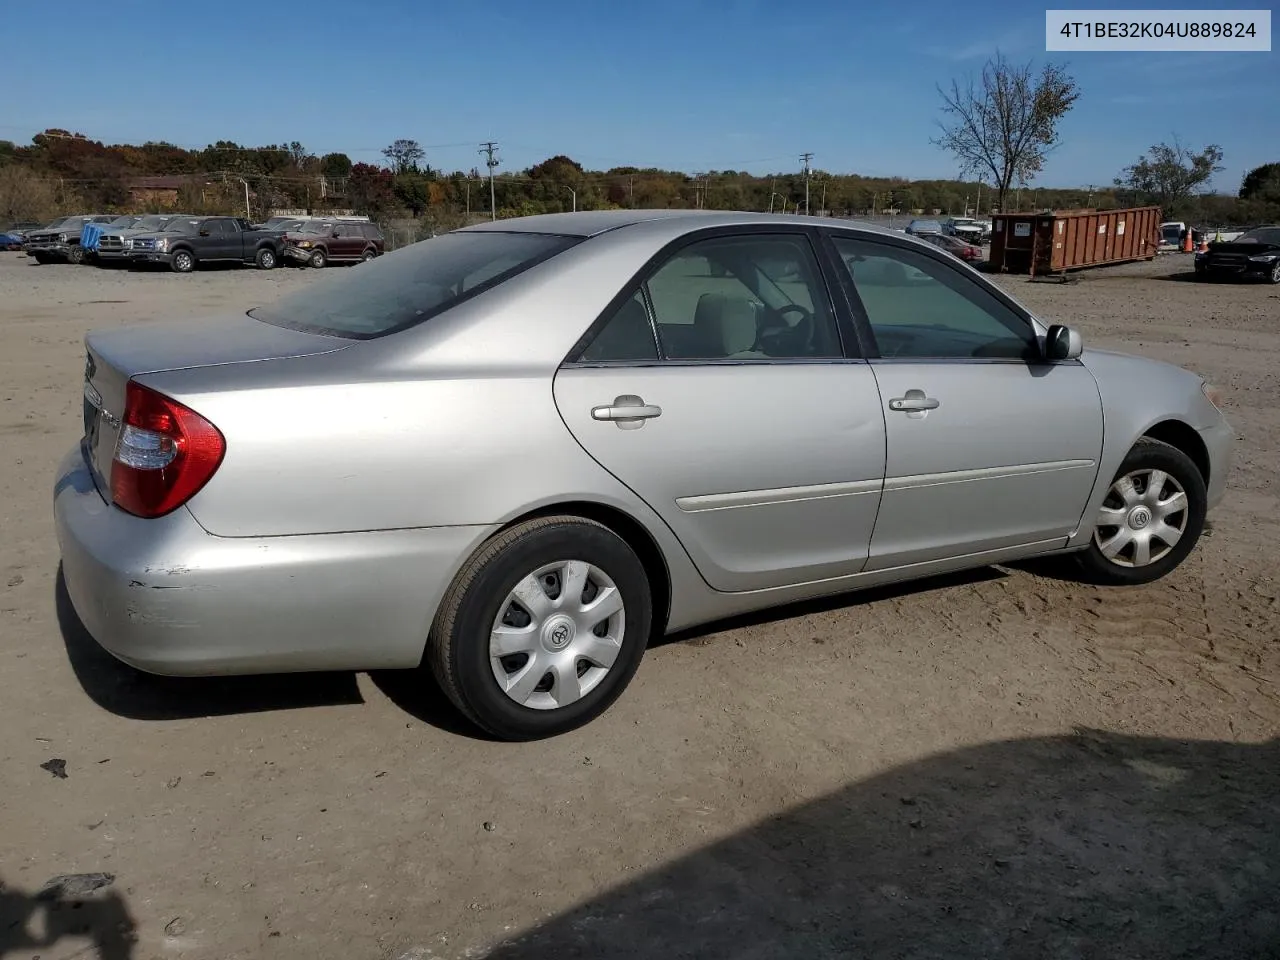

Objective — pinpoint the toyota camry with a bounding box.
[54,211,1233,740]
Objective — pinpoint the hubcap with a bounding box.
[489,560,625,711]
[177,253,191,270]
[1093,468,1189,568]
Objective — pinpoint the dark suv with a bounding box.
[283,220,384,268]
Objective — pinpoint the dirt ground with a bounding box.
[1,251,1277,960]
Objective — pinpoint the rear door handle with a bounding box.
[592,394,662,429]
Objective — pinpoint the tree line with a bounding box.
[1,117,1276,232]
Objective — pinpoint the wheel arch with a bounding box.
[1141,418,1210,485]
[491,500,672,636]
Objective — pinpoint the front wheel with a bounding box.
[1075,438,1207,586]
[32,252,51,265]
[68,245,86,265]
[256,247,277,270]
[1269,261,1280,285]
[427,516,652,740]
[308,249,326,269]
[170,249,195,273]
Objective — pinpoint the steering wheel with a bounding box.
[759,303,815,354]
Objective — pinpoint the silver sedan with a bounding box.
[54,211,1233,740]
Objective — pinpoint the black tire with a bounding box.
[68,245,86,265]
[170,249,195,273]
[256,247,277,270]
[32,252,51,265]
[427,516,652,741]
[1269,261,1280,285]
[1075,437,1207,586]
[308,248,326,269]
[360,248,376,262]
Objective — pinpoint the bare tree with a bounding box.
[933,53,1079,213]
[382,139,425,175]
[1115,139,1225,217]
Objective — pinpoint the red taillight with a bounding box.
[110,380,225,518]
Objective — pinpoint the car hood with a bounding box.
[1206,240,1280,255]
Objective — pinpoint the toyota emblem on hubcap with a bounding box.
[1129,507,1151,529]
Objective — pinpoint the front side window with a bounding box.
[831,235,1036,361]
[250,230,580,338]
[582,234,842,363]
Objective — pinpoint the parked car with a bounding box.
[127,216,286,272]
[55,211,1232,740]
[905,218,942,237]
[1194,225,1280,283]
[0,232,25,251]
[283,219,384,267]
[943,217,986,245]
[95,214,193,265]
[920,232,983,263]
[25,215,115,263]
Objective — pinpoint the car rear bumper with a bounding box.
[53,446,494,676]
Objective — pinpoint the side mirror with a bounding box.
[198,229,210,237]
[332,229,341,238]
[1045,324,1083,361]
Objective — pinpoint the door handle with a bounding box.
[592,394,662,429]
[888,390,940,416]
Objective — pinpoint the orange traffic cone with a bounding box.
[1182,229,1194,253]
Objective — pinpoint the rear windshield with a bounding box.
[250,230,580,339]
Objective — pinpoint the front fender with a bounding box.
[1066,349,1228,546]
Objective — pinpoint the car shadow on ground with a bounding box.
[54,568,364,721]
[658,566,1007,647]
[0,876,137,959]
[482,729,1280,959]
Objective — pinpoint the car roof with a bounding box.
[459,209,906,240]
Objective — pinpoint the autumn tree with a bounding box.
[933,53,1079,212]
[1115,139,1224,217]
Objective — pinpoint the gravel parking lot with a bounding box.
[2,251,1278,959]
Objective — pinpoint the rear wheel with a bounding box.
[308,248,326,269]
[360,248,376,262]
[170,249,195,273]
[255,247,277,270]
[1075,438,1206,586]
[427,516,652,740]
[1269,261,1280,285]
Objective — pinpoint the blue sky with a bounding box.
[4,0,1274,191]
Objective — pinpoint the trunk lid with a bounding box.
[81,313,351,499]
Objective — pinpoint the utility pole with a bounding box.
[975,181,982,215]
[819,180,827,216]
[799,152,813,215]
[479,142,499,220]
[628,175,634,207]
[768,177,776,213]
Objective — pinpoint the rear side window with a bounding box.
[250,230,580,339]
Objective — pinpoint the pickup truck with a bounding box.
[25,215,116,264]
[127,216,287,272]
[94,214,191,265]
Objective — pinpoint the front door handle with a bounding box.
[592,394,662,429]
[888,389,940,417]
